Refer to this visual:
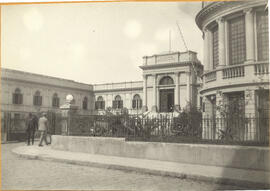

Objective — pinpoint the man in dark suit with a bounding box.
[26,113,38,145]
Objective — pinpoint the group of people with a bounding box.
[26,112,49,147]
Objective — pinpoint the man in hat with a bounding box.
[38,112,49,146]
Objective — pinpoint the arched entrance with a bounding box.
[159,76,174,112]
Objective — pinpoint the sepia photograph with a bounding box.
[1,0,269,190]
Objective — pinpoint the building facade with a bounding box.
[1,68,95,116]
[93,51,202,115]
[196,0,269,140]
[1,51,202,116]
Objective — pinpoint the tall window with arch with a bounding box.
[228,15,246,65]
[132,94,142,109]
[33,91,42,106]
[13,88,23,105]
[159,76,174,85]
[83,97,88,110]
[52,93,60,108]
[112,95,123,109]
[95,96,105,110]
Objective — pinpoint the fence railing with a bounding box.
[66,114,269,146]
[2,110,269,146]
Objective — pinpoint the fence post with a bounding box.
[59,95,78,136]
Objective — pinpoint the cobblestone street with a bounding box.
[2,142,243,191]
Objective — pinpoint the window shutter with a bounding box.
[95,102,98,110]
[132,100,136,109]
[102,101,105,109]
[112,101,116,109]
[33,96,36,105]
[139,100,142,108]
[40,96,43,106]
[12,94,15,104]
[119,100,123,109]
[20,94,23,104]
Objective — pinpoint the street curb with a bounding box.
[12,148,270,190]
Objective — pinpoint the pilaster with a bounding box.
[244,8,255,63]
[217,17,226,68]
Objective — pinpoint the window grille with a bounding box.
[229,16,246,65]
[132,94,142,109]
[52,93,60,108]
[33,91,42,106]
[95,96,105,110]
[83,97,88,110]
[12,88,23,104]
[112,95,123,109]
[257,10,269,61]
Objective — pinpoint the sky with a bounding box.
[1,2,203,84]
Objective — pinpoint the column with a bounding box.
[142,74,148,112]
[151,74,157,112]
[174,72,180,111]
[186,72,191,108]
[203,29,210,71]
[208,30,213,70]
[217,17,226,67]
[244,8,255,62]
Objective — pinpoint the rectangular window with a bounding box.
[13,94,23,104]
[52,98,59,107]
[33,96,42,106]
[212,25,219,69]
[229,16,246,65]
[95,101,105,110]
[257,11,269,61]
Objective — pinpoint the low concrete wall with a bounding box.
[51,135,270,171]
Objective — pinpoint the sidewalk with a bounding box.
[12,145,270,189]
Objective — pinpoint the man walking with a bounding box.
[38,112,49,147]
[26,113,35,146]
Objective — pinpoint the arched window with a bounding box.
[95,96,105,110]
[52,93,60,108]
[132,94,142,109]
[112,95,123,109]
[83,97,88,110]
[33,91,42,106]
[159,76,174,85]
[13,88,23,104]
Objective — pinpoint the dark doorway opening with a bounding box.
[159,89,174,112]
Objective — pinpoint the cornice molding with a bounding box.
[200,81,269,95]
[140,62,196,70]
[94,87,143,93]
[196,0,267,30]
[2,77,92,93]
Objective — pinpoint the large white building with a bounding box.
[196,0,269,140]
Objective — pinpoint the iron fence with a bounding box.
[2,110,269,146]
[67,114,269,146]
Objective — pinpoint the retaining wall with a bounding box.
[51,135,270,171]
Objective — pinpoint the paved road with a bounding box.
[2,142,243,191]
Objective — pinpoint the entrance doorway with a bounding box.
[159,89,174,112]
